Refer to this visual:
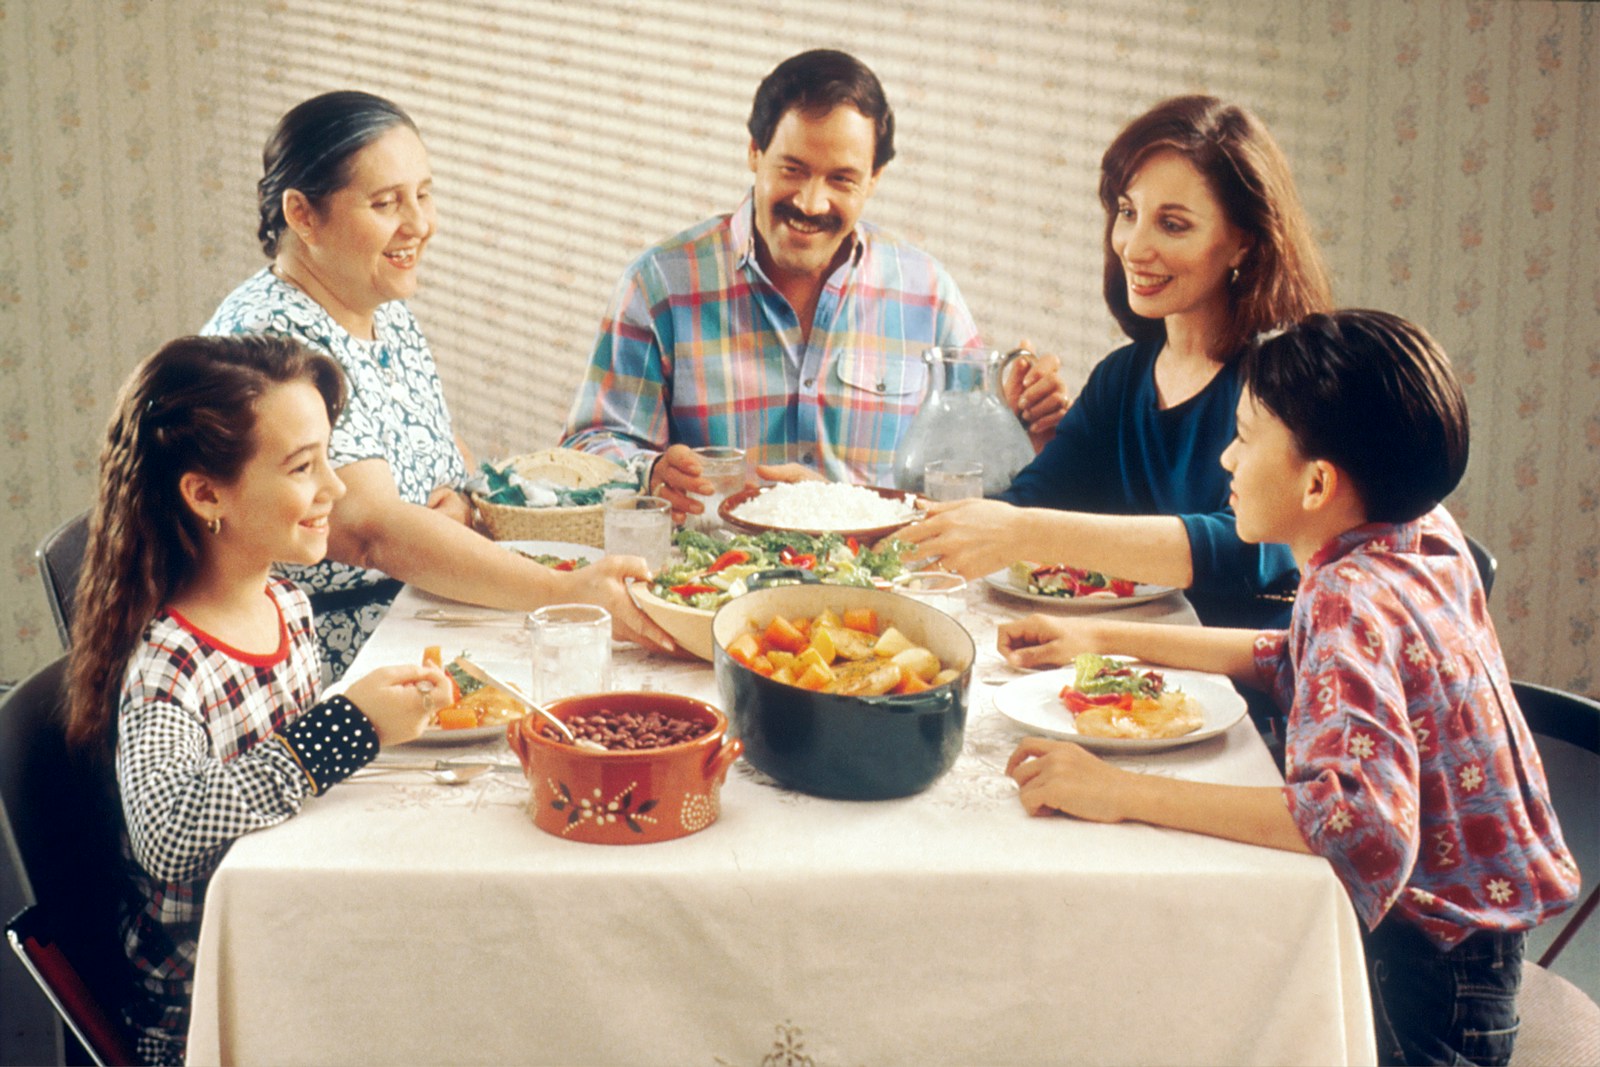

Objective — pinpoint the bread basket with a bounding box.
[472,449,635,548]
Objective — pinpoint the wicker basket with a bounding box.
[472,449,635,548]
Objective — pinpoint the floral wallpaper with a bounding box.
[1,0,1595,696]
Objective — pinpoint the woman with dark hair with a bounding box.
[901,95,1333,627]
[67,335,449,1064]
[205,90,668,680]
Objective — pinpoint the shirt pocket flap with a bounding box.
[833,353,925,398]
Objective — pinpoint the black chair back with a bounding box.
[1513,680,1599,969]
[36,512,90,649]
[0,656,137,1065]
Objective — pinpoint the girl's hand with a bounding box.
[553,556,675,653]
[1006,737,1130,821]
[343,663,453,746]
[997,614,1095,670]
[897,498,1020,578]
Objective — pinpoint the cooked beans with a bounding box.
[540,709,711,750]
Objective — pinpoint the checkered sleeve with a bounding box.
[117,691,313,884]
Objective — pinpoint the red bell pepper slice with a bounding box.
[669,583,719,598]
[707,549,750,573]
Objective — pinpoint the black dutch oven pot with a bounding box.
[712,578,975,800]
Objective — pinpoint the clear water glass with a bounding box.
[604,495,673,570]
[687,446,746,533]
[924,460,985,501]
[894,571,969,617]
[528,604,612,704]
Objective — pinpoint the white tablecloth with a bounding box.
[187,582,1375,1066]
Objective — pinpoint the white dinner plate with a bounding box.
[500,540,605,565]
[991,663,1247,752]
[400,657,530,747]
[982,568,1178,610]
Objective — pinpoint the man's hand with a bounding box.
[647,444,716,524]
[1002,344,1071,451]
[753,462,826,485]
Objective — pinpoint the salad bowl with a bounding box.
[636,530,911,662]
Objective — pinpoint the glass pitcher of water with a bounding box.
[892,347,1036,496]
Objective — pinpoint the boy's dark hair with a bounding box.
[747,50,895,172]
[1241,310,1469,524]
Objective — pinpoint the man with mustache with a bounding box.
[562,49,1067,517]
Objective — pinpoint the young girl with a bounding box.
[66,335,449,1065]
[1000,311,1578,1065]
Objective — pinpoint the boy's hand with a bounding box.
[997,614,1095,669]
[1006,737,1129,821]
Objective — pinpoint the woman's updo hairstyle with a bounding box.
[257,90,417,257]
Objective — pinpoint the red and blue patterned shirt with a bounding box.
[561,193,980,487]
[1253,506,1579,949]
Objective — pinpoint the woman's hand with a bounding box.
[1006,737,1131,821]
[997,614,1097,670]
[426,485,473,527]
[343,663,453,747]
[554,555,676,653]
[1002,345,1071,451]
[897,498,1023,578]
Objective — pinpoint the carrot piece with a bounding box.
[748,654,775,677]
[842,608,878,634]
[795,663,833,691]
[891,668,931,695]
[436,704,478,730]
[763,616,808,654]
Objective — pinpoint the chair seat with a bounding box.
[1512,963,1600,1065]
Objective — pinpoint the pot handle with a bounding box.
[703,736,744,784]
[748,567,822,589]
[507,719,530,769]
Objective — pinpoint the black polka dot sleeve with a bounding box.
[272,695,381,795]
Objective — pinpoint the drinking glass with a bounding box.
[924,460,984,502]
[687,446,746,533]
[528,604,612,704]
[604,495,673,570]
[894,571,969,617]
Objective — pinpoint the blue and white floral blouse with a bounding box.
[202,266,466,682]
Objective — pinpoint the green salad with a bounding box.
[649,529,911,610]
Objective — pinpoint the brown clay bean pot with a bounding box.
[507,692,742,844]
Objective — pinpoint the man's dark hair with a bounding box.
[747,50,895,172]
[1241,310,1470,524]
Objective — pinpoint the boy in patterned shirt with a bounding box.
[998,310,1579,1065]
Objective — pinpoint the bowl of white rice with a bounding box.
[719,482,923,541]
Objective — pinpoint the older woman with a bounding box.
[204,91,667,679]
[901,95,1333,628]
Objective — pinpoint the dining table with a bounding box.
[185,560,1376,1066]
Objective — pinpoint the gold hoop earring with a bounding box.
[208,517,223,535]
[1230,267,1240,285]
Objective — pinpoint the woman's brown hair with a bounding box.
[66,335,345,751]
[1100,95,1333,361]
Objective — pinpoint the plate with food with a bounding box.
[500,539,603,571]
[991,653,1246,752]
[983,562,1177,609]
[719,482,923,541]
[404,649,530,746]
